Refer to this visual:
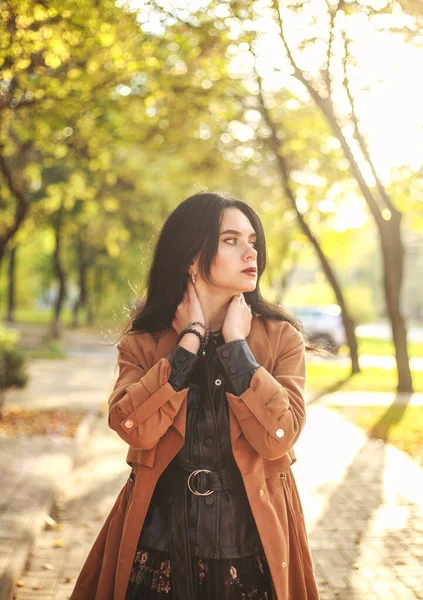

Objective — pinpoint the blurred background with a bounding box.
[1,2,423,598]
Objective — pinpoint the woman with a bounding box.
[70,191,320,600]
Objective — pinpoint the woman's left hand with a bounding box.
[222,294,252,343]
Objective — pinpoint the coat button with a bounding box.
[215,379,222,386]
[204,496,214,506]
[204,437,214,448]
[259,489,265,496]
[222,350,230,358]
[282,561,286,568]
[178,353,187,362]
[276,428,284,438]
[124,420,134,429]
[229,366,238,374]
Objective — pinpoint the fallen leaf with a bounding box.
[44,515,57,529]
[54,539,64,548]
[42,563,55,570]
[15,580,25,587]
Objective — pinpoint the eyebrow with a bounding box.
[220,229,257,238]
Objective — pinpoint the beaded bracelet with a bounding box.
[176,327,206,356]
[186,321,210,345]
[186,321,209,335]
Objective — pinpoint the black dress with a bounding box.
[125,331,273,600]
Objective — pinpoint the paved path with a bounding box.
[12,405,423,600]
[356,322,423,344]
[5,330,117,413]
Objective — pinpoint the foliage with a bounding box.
[0,329,28,412]
[0,0,422,334]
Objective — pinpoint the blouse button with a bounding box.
[221,350,230,358]
[229,366,238,374]
[259,489,265,497]
[215,378,222,386]
[124,420,134,429]
[204,438,214,448]
[204,496,214,506]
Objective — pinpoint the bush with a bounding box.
[0,329,28,416]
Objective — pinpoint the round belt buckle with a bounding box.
[187,469,214,496]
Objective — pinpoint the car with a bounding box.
[288,305,347,354]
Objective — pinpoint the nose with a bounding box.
[243,242,257,262]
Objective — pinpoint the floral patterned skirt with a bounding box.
[125,546,273,600]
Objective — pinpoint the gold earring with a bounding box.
[191,272,196,284]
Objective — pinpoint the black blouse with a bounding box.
[138,330,263,559]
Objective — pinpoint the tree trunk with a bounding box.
[71,236,88,329]
[0,153,29,271]
[5,245,17,323]
[88,266,104,327]
[50,210,67,340]
[380,213,413,392]
[258,89,360,373]
[319,100,412,391]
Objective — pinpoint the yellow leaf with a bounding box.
[16,58,31,70]
[44,52,61,69]
[54,539,64,548]
[2,69,13,81]
[104,197,119,212]
[68,68,82,79]
[34,5,48,20]
[99,32,115,47]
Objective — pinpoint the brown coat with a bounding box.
[70,316,319,600]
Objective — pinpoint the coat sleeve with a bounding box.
[224,323,306,460]
[108,334,196,450]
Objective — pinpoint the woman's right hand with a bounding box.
[172,281,206,352]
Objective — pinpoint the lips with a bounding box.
[242,268,257,275]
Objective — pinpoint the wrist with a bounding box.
[178,332,201,354]
[223,333,245,343]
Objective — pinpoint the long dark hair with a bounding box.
[123,191,316,351]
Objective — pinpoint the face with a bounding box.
[207,208,258,295]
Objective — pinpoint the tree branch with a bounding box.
[271,0,385,226]
[323,0,344,95]
[0,152,29,245]
[341,32,400,216]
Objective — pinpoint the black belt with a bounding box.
[156,464,244,600]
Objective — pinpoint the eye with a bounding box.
[223,238,237,245]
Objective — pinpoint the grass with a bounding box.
[328,404,423,467]
[21,340,68,359]
[339,337,423,358]
[306,363,423,395]
[7,308,125,330]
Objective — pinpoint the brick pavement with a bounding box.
[11,403,423,600]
